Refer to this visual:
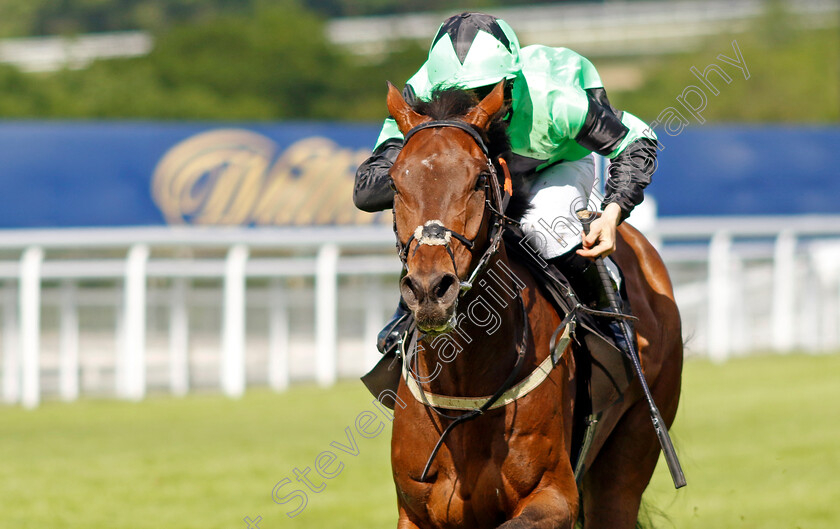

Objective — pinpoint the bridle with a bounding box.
[393,117,532,482]
[393,119,514,294]
[389,113,606,484]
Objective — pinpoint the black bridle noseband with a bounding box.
[394,119,512,293]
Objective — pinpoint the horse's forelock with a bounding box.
[410,86,528,221]
[411,86,511,158]
[412,86,477,121]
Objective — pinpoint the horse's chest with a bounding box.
[391,364,569,527]
[431,474,508,527]
[397,464,513,528]
[393,429,548,528]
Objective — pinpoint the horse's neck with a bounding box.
[414,246,524,397]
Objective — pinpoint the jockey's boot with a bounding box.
[377,298,412,356]
[549,246,636,358]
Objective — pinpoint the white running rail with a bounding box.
[1,216,839,407]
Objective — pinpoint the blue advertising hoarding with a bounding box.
[0,121,837,228]
[653,126,840,217]
[0,122,381,228]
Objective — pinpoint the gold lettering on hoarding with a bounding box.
[151,128,384,226]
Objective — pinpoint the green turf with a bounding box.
[1,353,838,528]
[643,353,840,529]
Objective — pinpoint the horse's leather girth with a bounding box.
[362,228,635,413]
[361,325,632,417]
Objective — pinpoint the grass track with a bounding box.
[1,353,838,528]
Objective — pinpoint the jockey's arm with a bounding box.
[353,126,402,212]
[353,84,418,212]
[602,131,658,223]
[572,87,658,257]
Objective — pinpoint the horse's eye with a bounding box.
[389,178,398,194]
[474,173,489,191]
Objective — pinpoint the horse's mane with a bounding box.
[411,86,531,222]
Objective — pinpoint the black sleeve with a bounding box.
[603,138,658,222]
[574,88,628,156]
[353,138,403,212]
[572,87,656,222]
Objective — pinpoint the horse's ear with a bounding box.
[464,80,505,131]
[386,82,427,135]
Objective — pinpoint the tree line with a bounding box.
[0,1,835,123]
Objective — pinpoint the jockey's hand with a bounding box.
[577,202,622,259]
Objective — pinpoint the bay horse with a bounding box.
[384,81,683,528]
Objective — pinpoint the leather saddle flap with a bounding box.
[583,334,634,414]
[361,351,402,408]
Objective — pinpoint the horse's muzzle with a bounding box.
[400,272,460,333]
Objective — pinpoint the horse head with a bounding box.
[386,81,505,334]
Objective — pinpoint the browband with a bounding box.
[403,120,489,155]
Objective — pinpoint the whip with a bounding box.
[577,209,686,489]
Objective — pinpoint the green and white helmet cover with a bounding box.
[426,13,521,89]
[374,13,656,165]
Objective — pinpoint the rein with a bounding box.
[414,295,530,481]
[394,118,539,482]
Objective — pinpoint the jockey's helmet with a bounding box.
[426,12,521,90]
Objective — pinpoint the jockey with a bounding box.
[354,12,657,356]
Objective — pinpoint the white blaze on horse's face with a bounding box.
[420,154,438,171]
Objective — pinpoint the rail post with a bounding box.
[59,280,80,401]
[268,278,289,391]
[707,231,731,362]
[315,243,339,387]
[20,246,44,409]
[169,277,189,396]
[222,244,249,398]
[771,230,796,352]
[120,244,149,401]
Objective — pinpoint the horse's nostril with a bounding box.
[402,273,459,309]
[400,276,420,306]
[435,274,456,299]
[430,273,459,304]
